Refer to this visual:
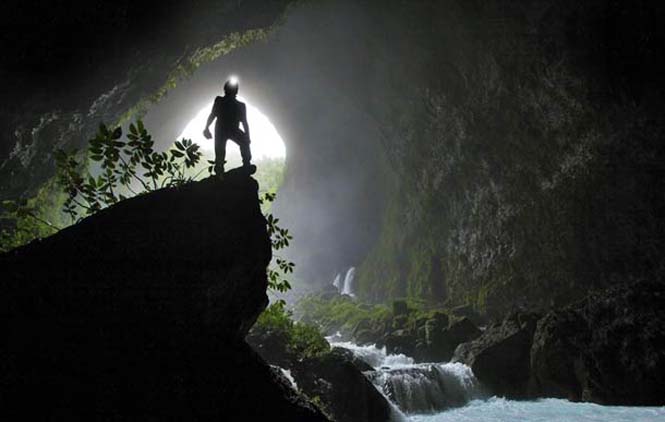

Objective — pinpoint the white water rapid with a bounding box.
[328,336,665,422]
[328,337,485,418]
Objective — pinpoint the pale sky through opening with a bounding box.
[178,96,286,160]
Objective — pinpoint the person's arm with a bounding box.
[240,104,250,141]
[203,98,219,138]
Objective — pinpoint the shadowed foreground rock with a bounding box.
[291,348,395,422]
[247,318,394,422]
[1,169,327,421]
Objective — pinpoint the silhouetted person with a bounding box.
[203,77,251,176]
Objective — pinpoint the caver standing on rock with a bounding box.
[203,77,252,176]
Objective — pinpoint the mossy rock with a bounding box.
[392,314,409,330]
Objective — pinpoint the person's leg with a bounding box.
[240,136,252,167]
[230,129,252,167]
[214,131,227,175]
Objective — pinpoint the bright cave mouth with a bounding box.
[176,94,287,195]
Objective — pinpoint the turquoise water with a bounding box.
[327,338,665,422]
[409,398,665,422]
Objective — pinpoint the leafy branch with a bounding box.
[53,120,294,294]
[55,121,203,222]
[261,192,295,294]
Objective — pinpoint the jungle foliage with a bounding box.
[296,295,391,337]
[253,301,330,360]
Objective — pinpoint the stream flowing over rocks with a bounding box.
[298,278,665,420]
[329,332,665,422]
[329,338,486,415]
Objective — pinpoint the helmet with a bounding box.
[224,77,239,96]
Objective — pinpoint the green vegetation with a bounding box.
[253,302,330,359]
[296,295,391,336]
[295,294,470,351]
[255,158,286,212]
[0,178,69,253]
[1,120,293,295]
[55,121,204,221]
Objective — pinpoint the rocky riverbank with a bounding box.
[298,279,665,407]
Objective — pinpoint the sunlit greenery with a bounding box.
[0,179,67,253]
[297,295,391,336]
[253,301,330,359]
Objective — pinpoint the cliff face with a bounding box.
[1,170,326,420]
[354,0,665,315]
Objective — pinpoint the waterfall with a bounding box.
[341,267,356,296]
[331,267,356,296]
[332,273,342,291]
[328,338,485,416]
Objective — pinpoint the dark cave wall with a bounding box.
[353,0,665,316]
[2,0,665,315]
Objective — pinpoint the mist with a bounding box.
[142,1,394,290]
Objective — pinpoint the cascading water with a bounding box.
[369,362,485,414]
[332,273,342,291]
[331,267,356,296]
[328,337,665,421]
[328,337,485,416]
[341,267,355,296]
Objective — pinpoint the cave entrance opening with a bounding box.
[177,97,287,196]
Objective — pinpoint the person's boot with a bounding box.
[215,162,225,180]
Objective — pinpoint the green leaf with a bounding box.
[2,200,18,213]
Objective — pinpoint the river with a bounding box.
[328,338,665,422]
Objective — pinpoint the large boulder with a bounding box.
[453,311,541,398]
[291,348,395,422]
[385,329,417,357]
[248,320,392,420]
[530,280,665,405]
[1,170,327,420]
[351,318,386,346]
[418,317,482,363]
[450,305,486,327]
